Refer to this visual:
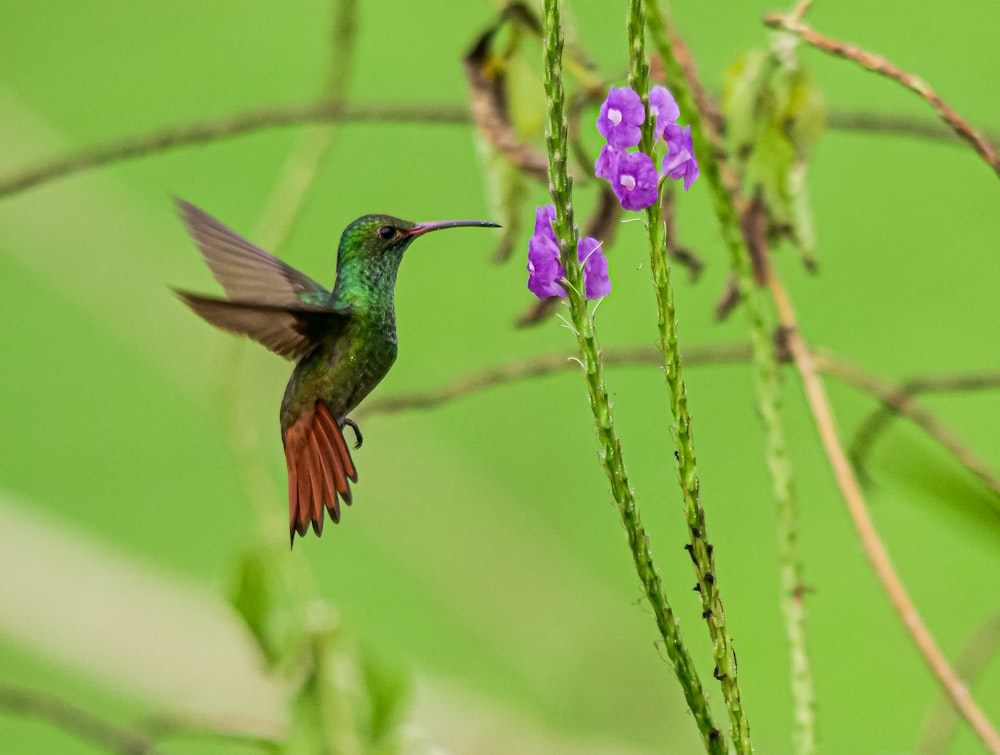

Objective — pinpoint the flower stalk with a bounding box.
[628,0,753,752]
[645,2,813,752]
[540,0,724,751]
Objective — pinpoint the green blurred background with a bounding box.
[1,1,998,752]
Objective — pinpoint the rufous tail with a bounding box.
[283,401,358,545]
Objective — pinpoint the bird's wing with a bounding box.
[174,198,330,305]
[173,291,348,360]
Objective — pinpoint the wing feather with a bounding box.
[174,198,329,305]
[174,290,347,360]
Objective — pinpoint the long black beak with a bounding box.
[407,219,500,237]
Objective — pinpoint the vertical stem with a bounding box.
[628,3,753,753]
[541,1,724,751]
[255,0,358,250]
[768,275,1000,755]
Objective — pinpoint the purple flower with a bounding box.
[649,86,680,138]
[533,203,557,239]
[661,123,700,191]
[608,151,659,211]
[527,205,612,300]
[596,86,644,150]
[527,205,564,298]
[527,234,564,298]
[594,144,621,181]
[578,236,611,298]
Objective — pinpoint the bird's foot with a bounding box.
[341,418,363,449]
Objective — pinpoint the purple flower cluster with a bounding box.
[595,85,700,210]
[523,85,699,302]
[527,204,611,300]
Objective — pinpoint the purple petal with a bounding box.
[597,86,644,149]
[662,122,688,156]
[594,144,622,180]
[610,151,659,211]
[527,232,565,299]
[649,86,680,138]
[533,203,557,241]
[578,236,611,299]
[661,125,699,191]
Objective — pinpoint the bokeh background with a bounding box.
[1,1,999,752]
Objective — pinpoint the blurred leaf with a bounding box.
[474,132,528,263]
[785,66,826,156]
[721,50,773,173]
[463,6,549,183]
[360,649,411,751]
[721,48,825,265]
[229,545,303,667]
[231,546,412,753]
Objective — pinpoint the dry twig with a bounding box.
[762,14,1000,178]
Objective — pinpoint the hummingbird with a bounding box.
[172,199,498,545]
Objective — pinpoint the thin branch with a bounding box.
[141,713,282,752]
[917,612,1000,755]
[0,101,470,200]
[762,13,1000,178]
[766,272,1000,754]
[826,110,1000,149]
[3,98,998,204]
[463,14,550,183]
[354,343,751,420]
[358,344,1000,519]
[788,0,813,22]
[0,683,159,755]
[847,368,1000,500]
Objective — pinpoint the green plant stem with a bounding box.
[629,2,752,753]
[255,0,358,252]
[541,1,722,752]
[646,2,812,753]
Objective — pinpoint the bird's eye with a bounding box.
[377,226,396,240]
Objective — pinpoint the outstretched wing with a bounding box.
[174,198,329,305]
[174,291,348,360]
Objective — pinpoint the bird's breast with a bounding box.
[280,320,397,433]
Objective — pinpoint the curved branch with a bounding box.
[763,13,1000,179]
[766,274,1000,753]
[836,362,1000,501]
[2,99,997,204]
[827,110,1000,149]
[358,344,1000,516]
[355,343,751,420]
[0,101,470,200]
[0,683,158,755]
[917,612,1000,755]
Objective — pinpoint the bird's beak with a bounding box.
[407,219,500,237]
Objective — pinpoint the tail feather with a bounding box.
[295,453,312,536]
[310,431,338,523]
[318,407,358,484]
[308,431,338,534]
[284,400,357,545]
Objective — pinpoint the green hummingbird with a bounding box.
[173,199,498,545]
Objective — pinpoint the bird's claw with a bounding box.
[341,418,363,449]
